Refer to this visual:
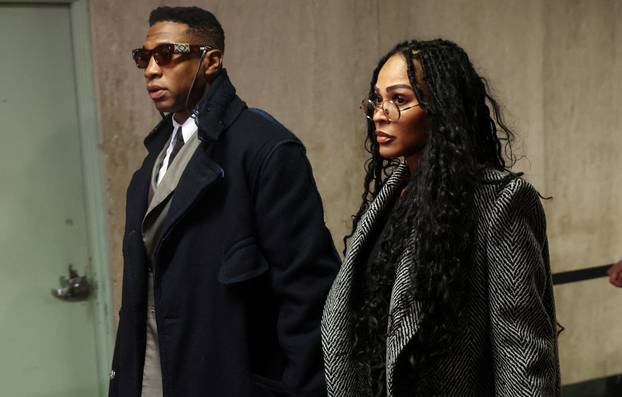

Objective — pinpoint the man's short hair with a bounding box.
[149,6,225,52]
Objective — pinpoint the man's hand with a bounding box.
[608,261,622,288]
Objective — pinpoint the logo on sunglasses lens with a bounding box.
[131,43,214,69]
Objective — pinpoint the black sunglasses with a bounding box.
[131,43,213,69]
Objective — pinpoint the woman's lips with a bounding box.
[375,131,395,144]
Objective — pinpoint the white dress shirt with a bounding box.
[156,115,198,185]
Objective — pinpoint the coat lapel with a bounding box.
[152,146,224,259]
[322,163,409,396]
[144,133,199,220]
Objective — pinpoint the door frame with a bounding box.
[2,1,113,395]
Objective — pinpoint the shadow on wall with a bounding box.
[562,374,622,397]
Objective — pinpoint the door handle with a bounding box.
[51,264,91,301]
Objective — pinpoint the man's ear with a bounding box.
[203,49,223,81]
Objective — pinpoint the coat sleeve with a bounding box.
[252,140,340,396]
[486,178,560,396]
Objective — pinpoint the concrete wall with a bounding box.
[89,0,622,385]
[542,0,622,383]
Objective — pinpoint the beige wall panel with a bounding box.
[543,0,622,384]
[543,0,622,271]
[89,0,622,385]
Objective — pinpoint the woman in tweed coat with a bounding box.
[322,39,560,396]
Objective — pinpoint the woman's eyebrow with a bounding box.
[385,84,413,92]
[373,84,414,93]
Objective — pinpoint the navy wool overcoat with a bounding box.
[109,70,340,397]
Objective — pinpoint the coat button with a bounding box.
[110,370,116,380]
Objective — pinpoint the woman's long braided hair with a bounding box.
[348,39,517,396]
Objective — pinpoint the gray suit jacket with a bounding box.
[142,132,200,259]
[322,163,560,397]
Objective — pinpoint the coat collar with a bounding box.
[193,68,246,143]
[345,163,410,270]
[142,68,246,154]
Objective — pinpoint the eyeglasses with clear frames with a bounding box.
[360,98,421,122]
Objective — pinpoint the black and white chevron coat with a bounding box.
[322,163,560,396]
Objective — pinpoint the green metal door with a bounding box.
[0,4,104,396]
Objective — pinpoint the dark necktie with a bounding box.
[155,126,185,186]
[168,127,185,165]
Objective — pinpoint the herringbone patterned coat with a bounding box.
[322,163,560,396]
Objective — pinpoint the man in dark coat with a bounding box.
[109,6,340,397]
